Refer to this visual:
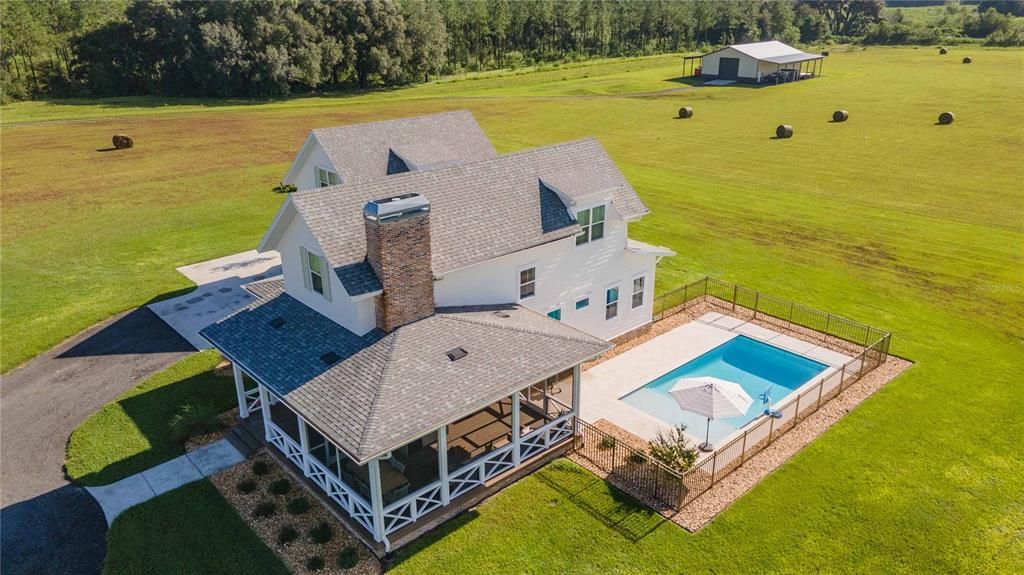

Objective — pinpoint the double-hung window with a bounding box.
[300,247,331,300]
[575,205,606,246]
[316,166,340,187]
[632,276,645,309]
[605,286,619,320]
[519,267,536,300]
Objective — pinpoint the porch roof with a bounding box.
[201,280,609,464]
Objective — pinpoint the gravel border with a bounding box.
[208,453,382,575]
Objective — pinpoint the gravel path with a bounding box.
[1,307,194,575]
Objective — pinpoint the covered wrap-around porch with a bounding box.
[233,364,580,550]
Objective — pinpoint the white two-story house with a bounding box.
[201,110,673,553]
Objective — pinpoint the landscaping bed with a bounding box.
[208,452,381,575]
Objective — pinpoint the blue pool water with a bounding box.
[621,336,828,445]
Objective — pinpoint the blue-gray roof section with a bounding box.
[201,283,610,464]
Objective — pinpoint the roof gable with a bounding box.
[288,138,648,295]
[295,110,498,186]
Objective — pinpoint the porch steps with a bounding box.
[225,419,264,458]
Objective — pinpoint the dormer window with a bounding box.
[300,247,332,301]
[316,166,340,187]
[575,205,606,246]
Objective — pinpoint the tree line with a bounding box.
[1,0,1020,103]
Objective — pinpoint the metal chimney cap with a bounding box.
[363,193,430,222]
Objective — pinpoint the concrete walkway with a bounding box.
[148,250,281,349]
[86,439,246,524]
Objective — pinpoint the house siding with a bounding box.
[277,213,378,335]
[433,204,657,341]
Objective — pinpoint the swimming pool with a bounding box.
[620,335,828,446]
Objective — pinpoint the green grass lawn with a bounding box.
[4,46,1024,572]
[65,350,235,486]
[103,479,290,575]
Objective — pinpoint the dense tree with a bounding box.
[5,0,1018,101]
[799,0,884,36]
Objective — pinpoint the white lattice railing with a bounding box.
[244,387,261,415]
[382,482,444,535]
[305,456,375,533]
[266,421,304,469]
[519,414,574,461]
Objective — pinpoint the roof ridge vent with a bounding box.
[446,347,468,362]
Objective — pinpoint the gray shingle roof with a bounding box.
[292,137,649,295]
[311,110,497,185]
[200,291,609,464]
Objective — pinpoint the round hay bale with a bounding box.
[939,48,947,55]
[962,56,972,64]
[938,112,955,125]
[776,124,794,139]
[678,106,694,119]
[832,110,849,122]
[112,134,134,149]
[821,50,830,57]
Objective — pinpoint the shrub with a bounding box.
[308,522,333,544]
[253,501,277,519]
[286,497,311,515]
[272,183,297,194]
[167,402,220,442]
[337,547,359,570]
[599,436,617,450]
[236,479,257,494]
[626,452,647,465]
[306,556,325,572]
[269,479,292,496]
[648,424,699,473]
[252,460,271,476]
[277,525,298,545]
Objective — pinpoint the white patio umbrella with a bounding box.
[669,376,753,452]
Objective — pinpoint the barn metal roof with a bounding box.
[707,41,822,64]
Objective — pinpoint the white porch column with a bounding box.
[572,364,582,415]
[258,385,272,442]
[298,417,311,475]
[368,458,386,542]
[437,425,450,505]
[232,364,249,419]
[511,391,522,467]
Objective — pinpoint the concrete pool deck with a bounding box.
[580,311,854,444]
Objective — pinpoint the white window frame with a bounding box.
[574,294,591,311]
[605,284,620,321]
[575,204,607,246]
[315,165,340,188]
[300,246,332,301]
[631,274,646,309]
[546,305,563,321]
[517,264,537,301]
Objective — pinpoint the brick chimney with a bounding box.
[363,193,435,332]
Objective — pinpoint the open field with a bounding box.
[3,46,1023,572]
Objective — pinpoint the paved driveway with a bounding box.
[1,307,194,575]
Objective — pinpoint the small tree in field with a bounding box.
[648,425,698,473]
